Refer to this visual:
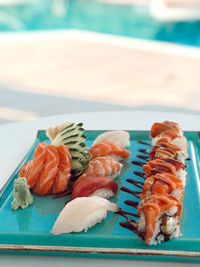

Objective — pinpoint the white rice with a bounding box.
[176,151,188,162]
[90,188,115,199]
[170,136,187,153]
[105,155,124,162]
[176,169,186,185]
[138,206,180,245]
[172,188,183,201]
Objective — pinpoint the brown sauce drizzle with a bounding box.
[137,155,149,161]
[131,160,145,167]
[124,199,139,208]
[119,221,144,239]
[163,158,185,169]
[133,171,146,179]
[126,178,144,189]
[138,141,152,147]
[121,186,140,199]
[116,210,137,222]
[138,149,149,155]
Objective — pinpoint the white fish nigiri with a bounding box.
[51,196,119,235]
[93,131,130,147]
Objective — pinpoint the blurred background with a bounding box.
[0,0,200,124]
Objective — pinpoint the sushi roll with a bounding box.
[89,141,130,161]
[150,121,182,139]
[71,176,118,200]
[119,120,187,246]
[152,135,187,154]
[51,196,119,235]
[73,157,122,188]
[93,130,130,147]
[137,194,182,245]
[143,159,186,184]
[140,173,184,201]
[150,140,187,163]
[150,121,187,154]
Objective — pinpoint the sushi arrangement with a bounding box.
[15,121,130,234]
[12,119,189,246]
[119,121,188,245]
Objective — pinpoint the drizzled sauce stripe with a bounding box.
[121,187,141,199]
[126,178,144,189]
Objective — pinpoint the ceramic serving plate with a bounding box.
[0,130,200,262]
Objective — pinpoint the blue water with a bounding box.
[0,0,200,46]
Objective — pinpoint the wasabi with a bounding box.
[11,177,33,210]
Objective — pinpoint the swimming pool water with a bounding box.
[0,0,200,46]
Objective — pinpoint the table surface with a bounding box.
[0,110,200,266]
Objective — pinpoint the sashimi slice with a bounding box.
[26,142,49,188]
[73,157,122,188]
[71,176,118,200]
[32,145,59,196]
[89,141,130,160]
[93,130,130,147]
[19,160,32,179]
[51,196,119,235]
[52,145,72,194]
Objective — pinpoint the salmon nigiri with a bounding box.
[137,194,182,245]
[89,141,130,161]
[73,157,122,188]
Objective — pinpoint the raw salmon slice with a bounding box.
[52,145,72,194]
[32,144,59,196]
[89,141,130,160]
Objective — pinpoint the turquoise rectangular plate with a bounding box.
[0,130,200,262]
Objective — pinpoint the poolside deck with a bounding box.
[0,30,200,122]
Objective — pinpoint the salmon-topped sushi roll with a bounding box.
[152,134,187,154]
[89,141,130,161]
[137,194,182,245]
[140,173,184,201]
[143,159,186,184]
[150,121,182,139]
[73,157,122,188]
[150,140,187,162]
[150,121,187,153]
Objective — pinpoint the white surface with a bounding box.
[0,30,200,58]
[0,110,200,266]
